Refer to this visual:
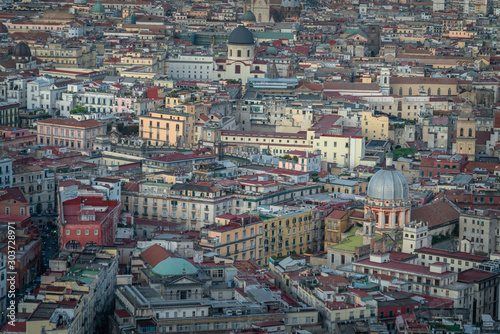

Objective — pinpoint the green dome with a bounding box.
[266,46,277,55]
[152,258,198,276]
[242,10,256,22]
[92,0,105,13]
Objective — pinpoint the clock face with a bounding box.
[207,132,211,137]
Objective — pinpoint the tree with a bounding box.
[292,156,299,162]
[283,154,292,160]
[392,147,418,160]
[70,105,88,114]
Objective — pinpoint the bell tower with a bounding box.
[379,68,390,95]
[363,209,377,247]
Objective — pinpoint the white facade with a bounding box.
[168,55,214,80]
[77,91,116,114]
[27,77,54,110]
[0,158,12,189]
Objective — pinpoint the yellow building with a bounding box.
[455,109,476,161]
[321,179,368,195]
[361,110,389,140]
[324,210,351,249]
[311,134,365,170]
[31,42,96,68]
[139,110,195,147]
[200,217,264,263]
[261,209,318,265]
[390,77,459,96]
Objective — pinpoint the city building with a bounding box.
[37,118,107,150]
[59,195,121,251]
[139,110,195,148]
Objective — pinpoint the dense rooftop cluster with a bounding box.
[0,0,499,333]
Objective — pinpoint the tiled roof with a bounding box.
[38,118,104,129]
[140,244,173,267]
[410,200,460,228]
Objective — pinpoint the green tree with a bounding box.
[392,147,418,160]
[283,154,292,160]
[70,105,88,114]
[292,156,299,162]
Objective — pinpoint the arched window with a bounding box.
[20,208,25,215]
[5,206,9,215]
[460,128,464,136]
[390,87,393,94]
[428,88,431,95]
[230,49,232,57]
[409,88,412,95]
[384,77,387,84]
[399,87,403,95]
[448,88,452,95]
[437,88,441,96]
[468,128,472,137]
[258,13,262,22]
[398,101,402,111]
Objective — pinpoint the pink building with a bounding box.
[113,96,137,114]
[278,150,321,173]
[37,118,106,150]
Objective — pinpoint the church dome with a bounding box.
[367,169,409,201]
[13,41,31,58]
[0,22,8,34]
[266,46,277,55]
[242,10,256,22]
[92,0,105,13]
[152,258,198,276]
[228,26,254,45]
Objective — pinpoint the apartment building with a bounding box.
[351,253,473,309]
[324,210,351,249]
[414,247,489,272]
[459,209,499,255]
[13,247,118,333]
[12,164,55,218]
[200,214,263,263]
[0,216,42,291]
[139,110,196,148]
[31,42,96,69]
[422,116,452,150]
[122,181,234,230]
[458,261,500,323]
[361,110,390,140]
[76,90,116,115]
[222,115,366,169]
[259,207,321,265]
[37,118,107,150]
[59,195,121,251]
[0,158,12,190]
[0,102,19,127]
[168,54,214,80]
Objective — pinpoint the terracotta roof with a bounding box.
[458,269,496,283]
[38,118,104,129]
[326,210,348,220]
[390,77,458,85]
[140,244,174,267]
[410,201,460,228]
[0,187,28,204]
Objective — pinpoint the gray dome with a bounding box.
[13,41,31,58]
[228,26,254,45]
[367,169,409,201]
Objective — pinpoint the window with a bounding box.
[237,50,241,57]
[235,65,241,74]
[94,229,99,235]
